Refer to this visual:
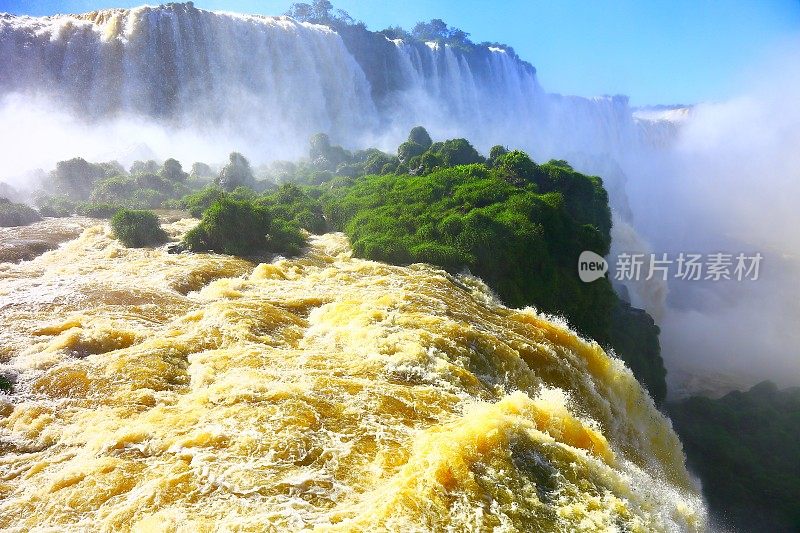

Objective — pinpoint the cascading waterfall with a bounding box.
[0,4,378,156]
[0,3,673,164]
[0,1,682,319]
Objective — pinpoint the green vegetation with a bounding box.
[33,154,270,216]
[0,375,12,393]
[183,186,227,218]
[259,184,327,234]
[0,197,42,227]
[313,127,663,403]
[76,203,122,219]
[323,147,614,344]
[183,197,304,256]
[668,382,800,532]
[36,195,76,218]
[49,157,114,198]
[110,209,168,248]
[36,127,665,403]
[216,152,257,191]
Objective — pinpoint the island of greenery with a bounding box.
[22,126,665,406]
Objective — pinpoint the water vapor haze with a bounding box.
[621,40,800,395]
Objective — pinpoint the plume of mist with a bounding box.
[0,91,345,189]
[621,39,800,396]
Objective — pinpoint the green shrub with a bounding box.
[268,218,306,256]
[111,209,168,247]
[89,175,139,203]
[216,152,256,191]
[0,198,42,227]
[182,197,304,256]
[89,173,182,209]
[410,242,470,271]
[36,195,76,217]
[535,162,612,243]
[130,160,159,175]
[230,186,258,201]
[76,203,122,219]
[308,133,351,171]
[50,157,109,199]
[363,152,397,174]
[413,151,443,174]
[408,126,433,149]
[318,139,620,343]
[487,145,509,166]
[182,186,226,218]
[0,375,11,393]
[190,162,214,180]
[160,158,188,183]
[435,138,484,166]
[129,188,167,209]
[493,150,540,186]
[161,198,184,209]
[397,140,426,163]
[258,184,327,234]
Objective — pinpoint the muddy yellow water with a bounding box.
[0,219,705,531]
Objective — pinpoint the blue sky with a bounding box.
[3,0,799,105]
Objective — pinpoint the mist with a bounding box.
[0,93,243,186]
[620,40,800,396]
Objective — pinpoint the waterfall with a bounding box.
[0,5,377,157]
[0,3,675,165]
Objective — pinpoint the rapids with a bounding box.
[0,219,705,531]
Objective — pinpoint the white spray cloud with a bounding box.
[623,39,800,396]
[0,93,246,184]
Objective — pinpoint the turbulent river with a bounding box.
[0,218,704,531]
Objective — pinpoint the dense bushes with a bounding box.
[404,137,485,174]
[35,154,252,215]
[216,152,256,191]
[183,186,227,218]
[323,160,615,343]
[184,198,272,255]
[183,197,304,256]
[258,184,327,234]
[76,203,122,219]
[184,197,304,256]
[49,157,111,198]
[36,195,76,218]
[316,128,667,401]
[668,382,800,532]
[0,197,42,227]
[111,209,168,247]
